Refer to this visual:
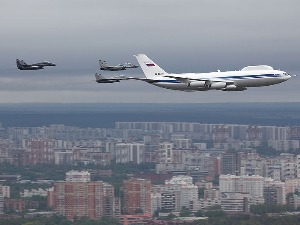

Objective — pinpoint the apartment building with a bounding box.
[51,181,115,220]
[115,143,145,164]
[122,178,151,214]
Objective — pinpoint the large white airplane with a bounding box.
[95,54,292,91]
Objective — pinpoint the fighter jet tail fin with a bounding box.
[99,60,108,67]
[95,73,105,82]
[16,59,27,66]
[16,59,28,69]
[134,54,168,79]
[16,59,21,67]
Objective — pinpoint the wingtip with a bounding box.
[134,54,145,57]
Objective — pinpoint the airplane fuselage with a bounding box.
[34,62,56,67]
[17,66,44,70]
[148,69,291,91]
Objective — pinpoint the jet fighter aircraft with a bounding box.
[99,60,126,71]
[16,59,56,70]
[99,60,139,71]
[122,62,139,68]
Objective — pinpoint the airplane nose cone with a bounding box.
[285,75,292,80]
[281,73,291,81]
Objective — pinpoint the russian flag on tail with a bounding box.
[146,63,155,67]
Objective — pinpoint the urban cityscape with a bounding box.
[1,120,300,224]
[2,0,300,224]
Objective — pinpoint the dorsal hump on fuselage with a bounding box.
[241,65,274,71]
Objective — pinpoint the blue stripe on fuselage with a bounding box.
[151,74,279,83]
[217,74,277,80]
[152,80,182,83]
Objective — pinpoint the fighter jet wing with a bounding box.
[33,61,56,67]
[95,73,149,83]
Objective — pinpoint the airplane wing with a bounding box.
[163,74,235,84]
[163,74,248,91]
[33,62,56,67]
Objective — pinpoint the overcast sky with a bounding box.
[0,0,299,103]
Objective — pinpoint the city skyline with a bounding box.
[1,116,300,218]
[0,0,299,103]
[2,119,300,217]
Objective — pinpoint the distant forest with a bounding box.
[0,103,300,128]
[0,214,300,225]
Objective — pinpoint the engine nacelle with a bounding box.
[223,84,237,90]
[222,85,247,91]
[210,82,226,89]
[188,81,206,87]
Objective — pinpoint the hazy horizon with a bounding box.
[0,102,299,128]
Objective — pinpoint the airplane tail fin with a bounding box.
[16,59,21,67]
[20,60,27,65]
[16,59,26,68]
[95,73,104,82]
[134,54,168,79]
[99,60,108,68]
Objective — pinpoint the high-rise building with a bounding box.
[114,197,121,218]
[219,174,264,205]
[246,125,262,141]
[268,140,300,151]
[162,176,198,212]
[212,125,230,142]
[122,178,151,214]
[297,155,300,178]
[221,152,242,175]
[102,183,116,218]
[174,139,192,149]
[24,138,55,164]
[157,142,173,164]
[115,143,145,164]
[1,185,10,198]
[285,178,300,194]
[54,151,73,165]
[263,185,286,205]
[52,181,115,220]
[240,153,263,176]
[160,186,176,212]
[280,153,296,180]
[151,191,162,214]
[72,147,111,166]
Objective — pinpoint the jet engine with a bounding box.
[222,85,247,91]
[209,82,226,89]
[188,81,206,87]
